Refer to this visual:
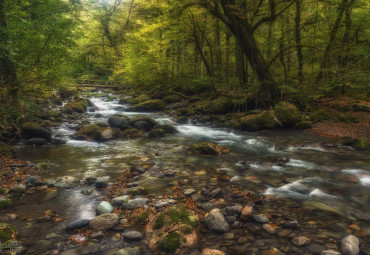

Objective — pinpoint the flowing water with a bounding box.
[11,92,370,253]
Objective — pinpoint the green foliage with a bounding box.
[0,223,17,242]
[154,213,165,229]
[353,137,368,151]
[311,109,331,122]
[137,210,150,224]
[159,232,183,254]
[58,86,79,99]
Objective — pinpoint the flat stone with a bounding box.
[307,243,325,254]
[223,232,234,239]
[124,231,143,241]
[153,201,169,208]
[204,208,229,233]
[90,231,103,239]
[225,204,242,215]
[10,184,26,193]
[278,229,293,237]
[81,188,94,195]
[95,181,108,189]
[79,243,100,254]
[184,189,196,196]
[38,190,58,203]
[291,236,311,247]
[282,220,299,229]
[96,201,114,214]
[252,214,269,224]
[341,235,359,255]
[111,195,130,206]
[321,250,341,255]
[122,198,148,210]
[66,219,90,231]
[202,248,225,255]
[45,233,59,239]
[199,202,213,210]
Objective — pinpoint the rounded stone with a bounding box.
[89,213,118,231]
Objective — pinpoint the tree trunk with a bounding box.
[225,31,231,84]
[235,42,247,88]
[215,19,222,82]
[295,0,303,84]
[0,0,19,104]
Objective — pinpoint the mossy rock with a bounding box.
[294,121,313,130]
[159,231,184,254]
[0,223,17,242]
[187,142,229,156]
[163,95,182,104]
[205,97,233,114]
[240,111,277,131]
[65,100,87,113]
[134,94,151,104]
[21,122,52,141]
[129,116,158,127]
[177,116,189,124]
[148,129,166,139]
[353,137,368,151]
[0,142,15,157]
[154,124,178,134]
[119,128,143,139]
[58,86,79,99]
[311,109,331,122]
[131,100,165,112]
[75,124,102,140]
[0,198,12,209]
[274,102,301,127]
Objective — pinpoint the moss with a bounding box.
[205,97,233,114]
[240,111,277,131]
[134,94,151,104]
[167,205,198,227]
[179,225,193,235]
[77,124,102,140]
[0,198,12,209]
[119,128,143,139]
[0,142,15,157]
[176,116,189,124]
[311,109,331,122]
[188,142,229,156]
[163,95,181,104]
[0,223,17,242]
[154,213,165,229]
[154,125,178,134]
[65,100,87,113]
[353,137,368,151]
[294,121,313,130]
[129,116,158,126]
[131,99,165,112]
[148,129,166,139]
[137,210,150,224]
[58,86,79,99]
[159,232,183,254]
[274,102,301,127]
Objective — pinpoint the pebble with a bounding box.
[262,223,277,234]
[199,202,213,210]
[291,236,311,247]
[81,188,94,195]
[261,248,286,255]
[45,233,59,239]
[225,216,237,224]
[282,220,299,229]
[122,198,148,210]
[225,204,242,215]
[278,229,292,237]
[240,206,253,221]
[252,214,269,224]
[341,235,359,255]
[95,181,108,189]
[209,188,222,197]
[124,231,143,241]
[184,189,196,196]
[307,243,325,254]
[89,213,119,231]
[112,247,143,255]
[90,231,103,239]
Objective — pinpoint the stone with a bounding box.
[133,121,153,132]
[10,184,26,193]
[184,189,196,196]
[95,181,108,189]
[113,247,143,255]
[131,99,165,112]
[0,223,17,241]
[81,188,94,195]
[21,122,52,142]
[240,205,253,221]
[99,128,115,141]
[198,202,213,210]
[66,219,90,231]
[153,124,178,134]
[321,251,341,255]
[273,102,301,127]
[26,176,37,186]
[261,248,286,255]
[225,216,237,224]
[292,236,311,247]
[341,235,359,255]
[223,232,234,239]
[26,138,48,146]
[96,201,114,214]
[111,195,130,206]
[187,142,229,156]
[124,231,143,241]
[108,115,130,130]
[38,190,58,203]
[89,213,119,231]
[278,229,293,237]
[282,220,299,229]
[85,177,97,184]
[225,204,243,215]
[45,233,59,239]
[307,243,325,254]
[263,223,277,234]
[122,198,148,210]
[252,214,269,224]
[204,208,229,233]
[79,243,100,254]
[202,248,226,255]
[90,231,103,239]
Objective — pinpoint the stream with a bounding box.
[8,91,370,254]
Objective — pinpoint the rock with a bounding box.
[188,142,229,156]
[282,220,299,229]
[198,202,213,210]
[26,176,38,186]
[122,198,148,210]
[134,94,151,104]
[45,233,59,239]
[64,100,88,113]
[89,213,119,231]
[119,128,143,139]
[95,181,108,189]
[25,138,48,146]
[184,189,196,196]
[131,99,165,112]
[0,197,12,209]
[252,214,269,224]
[10,184,26,193]
[130,116,158,130]
[262,223,277,234]
[274,102,301,127]
[66,219,90,231]
[108,115,130,130]
[154,124,178,134]
[38,190,58,203]
[113,247,143,255]
[124,231,143,241]
[148,129,165,139]
[291,236,311,247]
[225,216,237,224]
[353,137,368,151]
[341,235,359,255]
[79,243,100,254]
[321,250,341,255]
[307,243,325,254]
[225,204,243,215]
[111,195,130,206]
[278,229,293,237]
[99,128,115,141]
[21,122,52,141]
[223,232,234,239]
[204,208,229,233]
[125,186,148,195]
[209,188,222,197]
[0,223,17,241]
[90,231,103,239]
[261,248,286,255]
[240,205,253,221]
[205,97,233,114]
[240,111,277,131]
[202,248,226,255]
[96,201,114,214]
[74,124,102,140]
[85,177,97,184]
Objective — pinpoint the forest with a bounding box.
[0,0,369,255]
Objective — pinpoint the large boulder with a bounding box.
[205,97,233,114]
[21,122,52,142]
[74,124,102,140]
[130,116,158,132]
[131,99,165,112]
[187,142,229,156]
[108,114,130,130]
[148,129,165,139]
[64,99,88,113]
[163,94,182,104]
[98,128,115,141]
[0,223,17,242]
[240,111,278,131]
[58,86,79,99]
[89,213,119,231]
[154,124,178,134]
[204,208,229,233]
[274,102,301,127]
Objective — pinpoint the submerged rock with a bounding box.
[112,247,143,255]
[25,138,48,146]
[204,208,229,233]
[66,219,90,231]
[291,236,311,247]
[0,197,12,209]
[341,235,359,255]
[89,213,118,231]
[0,223,17,242]
[240,205,253,221]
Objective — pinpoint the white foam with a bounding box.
[286,159,316,169]
[309,188,337,199]
[342,169,370,187]
[176,125,242,140]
